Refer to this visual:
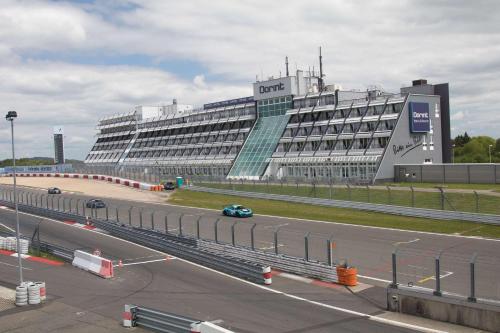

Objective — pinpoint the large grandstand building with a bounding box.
[85,65,451,183]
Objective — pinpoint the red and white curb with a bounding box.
[0,249,63,266]
[63,220,102,231]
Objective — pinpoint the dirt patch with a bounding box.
[0,177,169,203]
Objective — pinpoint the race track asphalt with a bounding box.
[0,205,422,333]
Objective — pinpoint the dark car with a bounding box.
[48,187,61,194]
[86,199,106,209]
[163,181,175,191]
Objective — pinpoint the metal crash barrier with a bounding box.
[123,304,234,333]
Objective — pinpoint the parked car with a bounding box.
[163,181,176,191]
[86,199,106,209]
[222,204,253,218]
[48,187,61,194]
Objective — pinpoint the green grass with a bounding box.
[196,182,500,215]
[385,182,500,191]
[28,249,64,262]
[169,190,500,239]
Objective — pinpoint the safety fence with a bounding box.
[0,188,356,286]
[189,178,500,216]
[123,305,233,332]
[187,185,500,225]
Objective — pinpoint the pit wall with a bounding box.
[387,287,500,332]
[1,173,163,191]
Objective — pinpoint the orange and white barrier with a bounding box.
[336,266,357,286]
[5,173,163,191]
[262,266,272,285]
[72,250,114,278]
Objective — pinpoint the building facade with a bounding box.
[85,72,450,183]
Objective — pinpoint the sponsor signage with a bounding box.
[203,96,254,110]
[409,102,430,133]
[253,76,295,101]
[3,164,73,174]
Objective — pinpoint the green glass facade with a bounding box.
[227,96,293,178]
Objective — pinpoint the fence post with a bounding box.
[128,207,132,226]
[105,206,109,220]
[164,214,169,233]
[434,251,442,296]
[63,198,66,212]
[329,180,333,200]
[274,228,280,254]
[473,191,479,213]
[231,222,236,246]
[327,235,334,266]
[139,209,143,228]
[76,199,80,215]
[468,253,477,302]
[304,232,310,261]
[151,211,154,230]
[387,186,392,205]
[366,185,370,203]
[179,213,184,236]
[214,218,220,243]
[410,186,415,207]
[196,216,201,239]
[347,184,352,201]
[250,223,256,250]
[390,248,398,288]
[116,207,119,223]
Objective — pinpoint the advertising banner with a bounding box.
[409,102,430,133]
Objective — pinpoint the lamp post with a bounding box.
[6,110,23,284]
[452,144,456,164]
[489,144,493,164]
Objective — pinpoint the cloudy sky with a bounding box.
[0,0,498,160]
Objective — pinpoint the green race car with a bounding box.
[222,204,253,218]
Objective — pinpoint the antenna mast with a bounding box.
[319,46,324,92]
[285,56,289,77]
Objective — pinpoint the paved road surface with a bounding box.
[0,207,425,333]
[2,184,500,301]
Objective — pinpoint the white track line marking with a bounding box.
[116,258,175,267]
[4,209,447,333]
[0,222,15,232]
[393,238,420,246]
[0,260,33,270]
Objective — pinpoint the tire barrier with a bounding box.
[72,250,114,279]
[0,236,29,254]
[27,283,40,305]
[15,285,28,307]
[336,266,358,286]
[15,281,46,307]
[123,304,234,332]
[4,173,163,192]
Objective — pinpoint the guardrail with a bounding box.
[197,239,356,286]
[187,185,500,225]
[0,199,271,285]
[123,305,233,332]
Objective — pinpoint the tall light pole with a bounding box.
[489,144,493,164]
[6,110,23,284]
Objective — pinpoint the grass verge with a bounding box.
[28,249,64,262]
[385,182,500,191]
[169,189,500,239]
[195,182,500,215]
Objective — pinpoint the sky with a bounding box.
[0,0,499,160]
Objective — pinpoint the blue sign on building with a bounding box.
[409,102,430,133]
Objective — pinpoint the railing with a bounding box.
[187,185,500,225]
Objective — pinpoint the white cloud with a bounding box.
[0,0,499,159]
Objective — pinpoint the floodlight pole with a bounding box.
[6,111,23,284]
